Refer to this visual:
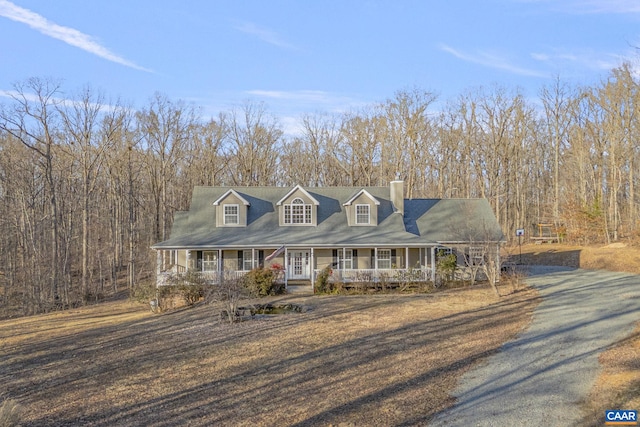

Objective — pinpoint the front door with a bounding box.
[288,251,310,280]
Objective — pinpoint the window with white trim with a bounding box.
[284,198,312,224]
[202,251,218,271]
[224,204,239,225]
[438,247,453,256]
[355,204,370,224]
[469,246,484,266]
[339,249,353,269]
[243,250,253,271]
[377,249,392,269]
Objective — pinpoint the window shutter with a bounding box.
[238,250,243,270]
[332,249,338,264]
[352,249,358,268]
[196,251,203,271]
[258,250,264,268]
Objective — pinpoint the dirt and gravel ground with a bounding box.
[511,243,640,426]
[431,266,640,426]
[1,285,537,426]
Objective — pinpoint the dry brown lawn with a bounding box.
[1,284,537,426]
[3,242,638,426]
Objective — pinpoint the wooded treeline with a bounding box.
[1,63,639,313]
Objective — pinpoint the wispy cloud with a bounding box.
[0,88,126,113]
[438,44,548,78]
[0,0,151,72]
[531,49,628,72]
[576,0,640,13]
[245,89,368,112]
[514,0,640,14]
[0,88,41,103]
[233,21,298,50]
[194,89,369,136]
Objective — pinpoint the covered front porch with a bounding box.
[155,246,441,289]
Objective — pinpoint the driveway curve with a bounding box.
[430,266,640,427]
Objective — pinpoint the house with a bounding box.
[151,181,505,289]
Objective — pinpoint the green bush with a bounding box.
[242,268,282,297]
[436,250,457,286]
[314,265,335,294]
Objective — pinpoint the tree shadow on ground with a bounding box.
[1,289,540,427]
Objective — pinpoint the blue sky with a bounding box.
[1,0,639,133]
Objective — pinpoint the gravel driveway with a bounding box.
[430,266,640,427]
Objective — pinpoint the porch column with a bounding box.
[186,250,191,272]
[252,248,255,269]
[284,247,288,289]
[405,247,409,269]
[496,245,501,282]
[156,250,162,276]
[342,248,346,270]
[310,247,315,287]
[218,249,222,284]
[430,246,436,281]
[374,247,378,270]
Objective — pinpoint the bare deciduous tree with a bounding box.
[0,78,64,305]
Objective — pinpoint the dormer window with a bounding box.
[343,189,380,226]
[285,198,312,224]
[277,185,319,226]
[355,204,370,224]
[213,189,250,227]
[224,204,239,225]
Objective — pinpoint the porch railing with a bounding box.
[157,268,286,286]
[157,267,433,286]
[315,268,433,283]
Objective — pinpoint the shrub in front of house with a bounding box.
[314,265,335,294]
[242,267,284,297]
[131,280,157,304]
[436,250,458,287]
[160,271,207,309]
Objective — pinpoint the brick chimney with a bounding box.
[390,180,404,214]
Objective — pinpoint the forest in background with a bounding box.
[1,62,639,313]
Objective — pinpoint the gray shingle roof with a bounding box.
[151,186,504,249]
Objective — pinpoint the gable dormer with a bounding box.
[343,189,380,226]
[213,189,250,227]
[276,185,319,226]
